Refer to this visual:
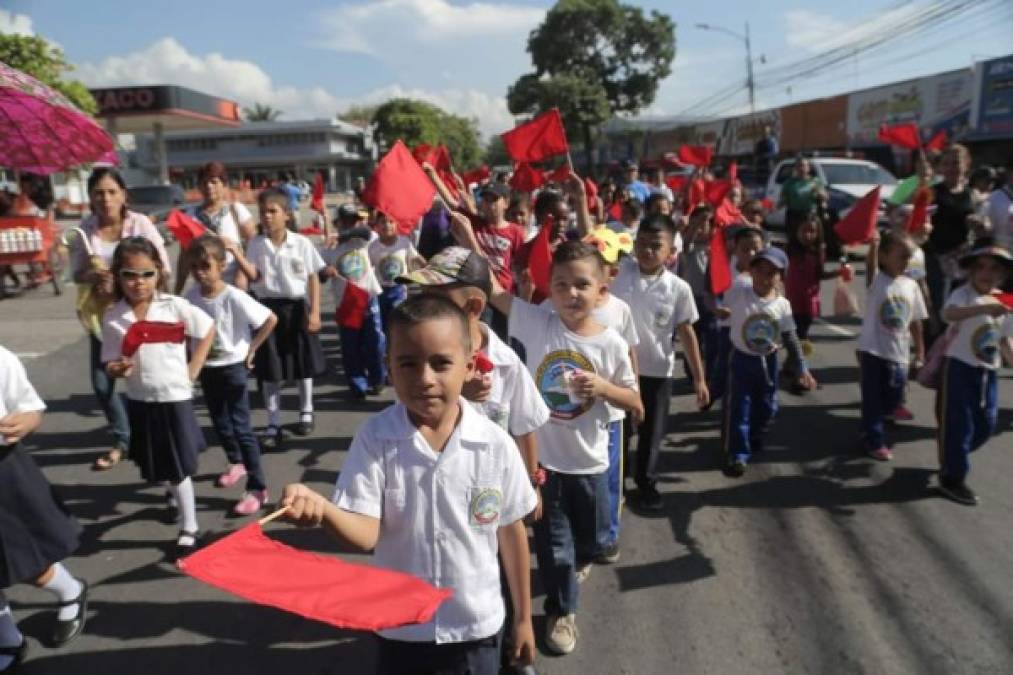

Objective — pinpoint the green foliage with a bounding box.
[242,103,283,122]
[339,104,381,128]
[484,135,512,169]
[0,33,98,114]
[372,98,483,169]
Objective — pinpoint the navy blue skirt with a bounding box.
[254,298,326,382]
[0,445,81,588]
[127,399,205,484]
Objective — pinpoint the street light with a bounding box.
[696,22,755,115]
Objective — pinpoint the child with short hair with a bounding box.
[235,188,326,447]
[716,247,817,477]
[367,210,424,332]
[857,230,927,461]
[936,238,1013,505]
[102,237,216,554]
[612,215,708,511]
[185,235,278,514]
[281,295,537,674]
[680,205,718,381]
[488,240,643,656]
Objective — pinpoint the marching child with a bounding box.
[323,217,386,399]
[1,346,89,664]
[936,238,1013,505]
[281,295,538,674]
[488,240,643,656]
[612,215,709,512]
[857,230,927,461]
[185,235,278,515]
[716,247,816,477]
[102,237,215,555]
[367,210,425,331]
[234,188,326,447]
[680,205,718,383]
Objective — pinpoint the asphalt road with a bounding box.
[2,248,1012,675]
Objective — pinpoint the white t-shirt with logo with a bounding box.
[725,286,796,356]
[184,285,273,367]
[322,238,382,302]
[509,300,637,474]
[477,325,550,436]
[857,272,928,365]
[612,259,698,378]
[944,285,1013,370]
[717,270,753,328]
[368,236,420,288]
[905,246,927,281]
[247,232,325,300]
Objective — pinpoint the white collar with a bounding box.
[480,323,513,367]
[376,400,488,446]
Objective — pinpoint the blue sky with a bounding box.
[3,1,1011,137]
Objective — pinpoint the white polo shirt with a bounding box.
[857,272,928,365]
[944,284,1013,370]
[724,285,795,356]
[0,346,45,444]
[477,324,550,435]
[184,285,273,367]
[101,294,215,402]
[247,231,325,300]
[612,259,698,378]
[332,402,536,644]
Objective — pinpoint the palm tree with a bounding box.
[242,103,282,122]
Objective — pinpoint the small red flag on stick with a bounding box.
[704,179,733,207]
[877,123,921,150]
[461,165,491,185]
[905,187,931,234]
[834,186,881,245]
[709,225,732,295]
[509,162,546,193]
[528,217,554,298]
[678,145,713,167]
[501,109,569,163]
[121,321,185,358]
[924,129,947,152]
[165,210,206,250]
[362,140,437,235]
[310,172,325,214]
[335,279,370,330]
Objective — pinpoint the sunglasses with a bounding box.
[119,269,158,280]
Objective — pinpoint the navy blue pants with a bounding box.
[708,326,732,401]
[859,351,907,451]
[338,298,387,395]
[693,296,719,386]
[534,470,608,616]
[377,284,407,334]
[938,357,998,483]
[375,630,501,675]
[634,375,673,489]
[723,349,779,463]
[200,362,266,491]
[598,420,623,550]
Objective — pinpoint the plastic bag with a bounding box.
[832,277,859,317]
[916,326,958,390]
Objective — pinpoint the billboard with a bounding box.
[972,54,1013,139]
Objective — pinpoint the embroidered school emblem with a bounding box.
[971,323,999,363]
[535,350,596,420]
[879,295,911,332]
[338,251,366,282]
[378,255,405,283]
[741,313,778,354]
[470,488,502,526]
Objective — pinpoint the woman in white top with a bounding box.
[69,168,171,471]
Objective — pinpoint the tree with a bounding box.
[242,103,282,122]
[0,34,97,114]
[372,98,483,170]
[339,104,380,128]
[484,135,512,169]
[507,0,675,174]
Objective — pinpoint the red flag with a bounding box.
[714,199,744,227]
[709,226,732,295]
[906,187,931,234]
[121,321,185,358]
[583,178,598,203]
[411,144,449,171]
[995,292,1013,310]
[924,129,947,152]
[607,201,623,222]
[461,165,491,185]
[310,172,325,213]
[546,164,571,184]
[834,186,881,245]
[501,109,568,163]
[509,162,546,193]
[474,351,494,374]
[877,123,921,150]
[178,522,452,632]
[704,179,733,207]
[727,161,738,185]
[362,141,437,235]
[335,280,370,330]
[165,210,206,250]
[687,178,706,208]
[677,145,713,167]
[666,175,687,194]
[528,217,553,298]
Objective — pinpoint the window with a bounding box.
[774,163,795,185]
[820,163,897,186]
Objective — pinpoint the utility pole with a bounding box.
[745,21,755,115]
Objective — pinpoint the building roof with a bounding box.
[151,118,368,140]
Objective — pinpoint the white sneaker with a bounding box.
[575,563,592,584]
[545,613,578,655]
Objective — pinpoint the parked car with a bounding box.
[764,158,898,230]
[127,184,195,242]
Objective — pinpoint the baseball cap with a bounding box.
[959,237,1013,269]
[621,159,639,170]
[397,246,493,298]
[750,246,789,272]
[336,203,359,220]
[479,182,510,201]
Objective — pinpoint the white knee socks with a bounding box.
[169,477,199,537]
[264,382,281,429]
[41,563,83,622]
[298,378,314,417]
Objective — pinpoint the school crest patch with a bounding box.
[535,350,596,420]
[879,295,911,332]
[741,313,779,354]
[470,488,502,526]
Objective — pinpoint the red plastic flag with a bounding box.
[727,161,738,185]
[501,109,569,163]
[607,201,623,222]
[474,351,494,374]
[877,123,921,150]
[705,179,733,207]
[924,129,947,152]
[583,177,598,203]
[714,199,744,227]
[165,210,206,250]
[178,522,452,632]
[310,172,325,213]
[528,217,554,298]
[995,292,1013,310]
[906,187,931,234]
[509,162,546,193]
[362,140,437,235]
[709,225,732,295]
[687,178,706,209]
[461,165,491,186]
[665,175,687,194]
[834,186,881,245]
[546,164,572,184]
[335,280,370,330]
[678,145,713,167]
[121,321,185,358]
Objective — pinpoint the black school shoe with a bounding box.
[636,484,664,512]
[724,459,747,478]
[295,415,314,436]
[260,426,283,450]
[52,579,88,646]
[938,478,979,506]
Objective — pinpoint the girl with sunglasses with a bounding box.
[100,238,216,557]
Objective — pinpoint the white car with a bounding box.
[765,157,898,228]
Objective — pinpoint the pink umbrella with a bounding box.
[0,60,114,174]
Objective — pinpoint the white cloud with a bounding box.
[784,5,927,53]
[73,37,515,137]
[0,9,35,37]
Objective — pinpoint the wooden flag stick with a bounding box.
[259,506,289,526]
